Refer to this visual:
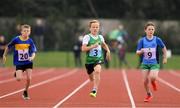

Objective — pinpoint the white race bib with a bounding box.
[18,49,29,61]
[143,48,156,60]
[89,46,102,57]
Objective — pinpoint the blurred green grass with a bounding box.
[5,51,180,69]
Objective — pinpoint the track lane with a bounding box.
[127,69,180,107]
[0,68,14,80]
[0,68,69,95]
[1,68,180,107]
[0,69,87,107]
[159,70,180,88]
[60,69,131,107]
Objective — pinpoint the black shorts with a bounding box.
[16,63,33,72]
[0,51,4,58]
[85,61,103,75]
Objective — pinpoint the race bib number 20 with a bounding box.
[18,49,29,61]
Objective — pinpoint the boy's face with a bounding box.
[145,25,155,36]
[89,22,100,35]
[21,28,31,37]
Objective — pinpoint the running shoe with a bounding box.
[144,95,153,102]
[89,90,97,98]
[22,91,30,100]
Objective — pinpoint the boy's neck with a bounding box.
[146,35,153,40]
[90,33,98,37]
[20,35,29,41]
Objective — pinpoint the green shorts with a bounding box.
[140,64,160,71]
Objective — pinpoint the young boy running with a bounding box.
[3,24,37,100]
[81,20,111,97]
[136,22,167,102]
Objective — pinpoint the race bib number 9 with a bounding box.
[143,48,156,60]
[18,49,29,61]
[89,46,102,57]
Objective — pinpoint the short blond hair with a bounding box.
[21,24,31,31]
[144,22,155,30]
[89,20,100,27]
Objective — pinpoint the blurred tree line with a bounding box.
[0,0,180,19]
[0,0,180,53]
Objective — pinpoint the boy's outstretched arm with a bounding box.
[29,53,36,61]
[162,47,167,64]
[3,46,9,64]
[81,43,99,52]
[136,49,144,55]
[102,42,111,61]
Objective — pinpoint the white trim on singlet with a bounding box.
[82,34,105,45]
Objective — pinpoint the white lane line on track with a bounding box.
[53,79,89,108]
[0,68,56,84]
[0,69,78,99]
[122,69,136,108]
[158,77,180,92]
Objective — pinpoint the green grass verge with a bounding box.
[4,51,180,69]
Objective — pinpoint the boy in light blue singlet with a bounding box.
[136,22,167,102]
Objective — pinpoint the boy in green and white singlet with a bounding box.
[82,20,111,97]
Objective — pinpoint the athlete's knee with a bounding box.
[94,70,101,75]
[143,78,149,85]
[27,77,32,82]
[94,67,101,74]
[89,76,94,81]
[150,74,158,81]
[90,78,94,82]
[150,76,156,81]
[15,71,23,81]
[16,77,22,81]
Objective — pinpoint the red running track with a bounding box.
[0,67,180,108]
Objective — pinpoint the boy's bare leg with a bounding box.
[149,70,159,82]
[89,64,101,97]
[15,70,23,81]
[93,64,101,90]
[89,73,94,82]
[142,70,151,94]
[22,69,32,100]
[25,69,32,91]
[149,70,159,91]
